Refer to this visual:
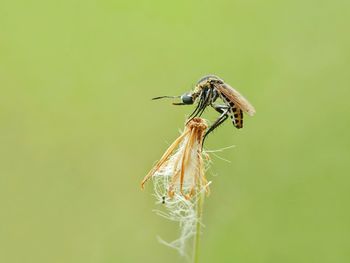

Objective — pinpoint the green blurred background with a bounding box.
[1,0,349,262]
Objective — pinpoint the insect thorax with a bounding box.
[195,75,224,90]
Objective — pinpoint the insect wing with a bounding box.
[215,83,256,116]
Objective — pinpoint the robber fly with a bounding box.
[153,75,256,142]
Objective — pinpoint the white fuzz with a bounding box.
[152,177,210,257]
[151,135,210,257]
[141,118,210,257]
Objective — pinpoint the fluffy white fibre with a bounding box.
[150,134,210,257]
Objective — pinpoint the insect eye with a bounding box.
[181,94,194,104]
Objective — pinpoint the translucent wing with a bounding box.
[215,83,256,116]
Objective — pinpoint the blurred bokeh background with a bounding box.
[1,0,349,262]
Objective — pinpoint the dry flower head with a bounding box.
[141,117,210,199]
[141,117,211,256]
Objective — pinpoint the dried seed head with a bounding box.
[141,117,209,199]
[141,117,211,256]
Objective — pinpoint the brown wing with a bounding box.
[215,83,256,116]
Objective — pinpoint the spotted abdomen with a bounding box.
[228,102,243,129]
[220,92,244,129]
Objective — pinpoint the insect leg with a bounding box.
[198,88,213,117]
[186,90,206,121]
[172,102,189,105]
[202,105,229,145]
[211,103,229,114]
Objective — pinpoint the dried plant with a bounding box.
[141,117,210,260]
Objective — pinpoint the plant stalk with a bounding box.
[192,190,204,263]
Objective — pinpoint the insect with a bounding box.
[153,75,256,142]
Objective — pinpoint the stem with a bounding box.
[193,190,204,263]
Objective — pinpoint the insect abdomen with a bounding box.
[220,92,244,129]
[229,102,243,129]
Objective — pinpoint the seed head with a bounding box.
[141,117,211,256]
[141,117,210,199]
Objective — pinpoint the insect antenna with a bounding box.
[152,95,180,100]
